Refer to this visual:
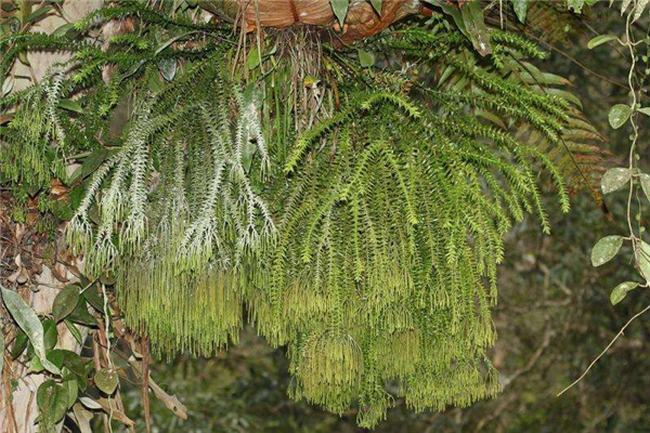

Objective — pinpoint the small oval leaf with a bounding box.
[601,167,632,194]
[43,318,58,350]
[37,380,69,425]
[591,235,624,267]
[358,49,375,67]
[608,104,631,129]
[11,330,28,359]
[94,368,119,395]
[52,284,80,322]
[610,281,638,305]
[587,34,618,49]
[246,46,260,70]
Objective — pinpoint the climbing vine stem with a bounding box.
[558,0,650,397]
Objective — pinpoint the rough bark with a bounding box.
[204,0,425,44]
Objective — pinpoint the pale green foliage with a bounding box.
[0,65,69,190]
[65,58,275,354]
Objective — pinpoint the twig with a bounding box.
[127,358,188,420]
[557,303,650,396]
[141,340,152,433]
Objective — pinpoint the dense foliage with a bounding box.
[4,1,647,432]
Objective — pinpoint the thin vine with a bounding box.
[558,0,650,397]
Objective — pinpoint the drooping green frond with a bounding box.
[377,21,606,205]
[60,57,275,355]
[249,84,570,424]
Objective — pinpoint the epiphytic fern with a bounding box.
[240,16,605,426]
[0,2,605,428]
[379,22,607,204]
[64,58,275,355]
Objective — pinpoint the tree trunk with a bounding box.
[1,3,102,431]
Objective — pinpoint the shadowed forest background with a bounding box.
[1,1,650,433]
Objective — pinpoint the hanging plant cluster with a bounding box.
[0,3,605,427]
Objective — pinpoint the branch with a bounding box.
[127,357,188,420]
[557,303,650,397]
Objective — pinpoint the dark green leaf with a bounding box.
[511,0,528,23]
[63,378,79,409]
[49,200,74,221]
[26,6,53,24]
[357,49,375,68]
[1,285,60,374]
[68,300,97,327]
[69,185,85,209]
[11,330,28,358]
[94,368,119,395]
[43,318,58,351]
[608,104,631,129]
[58,99,83,114]
[52,284,80,322]
[331,0,350,27]
[591,235,624,267]
[69,148,111,184]
[83,285,105,314]
[37,380,69,425]
[61,350,87,380]
[459,1,492,56]
[610,281,638,305]
[46,348,66,370]
[601,167,631,194]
